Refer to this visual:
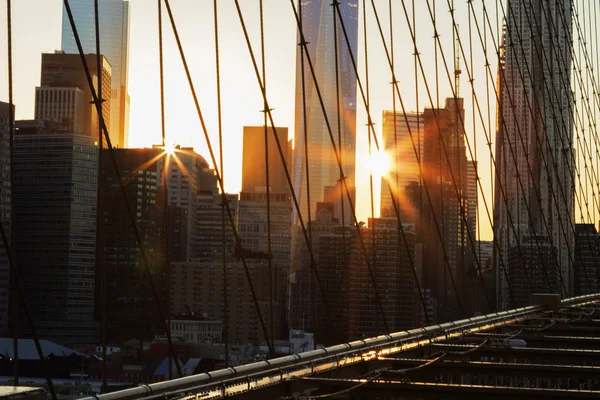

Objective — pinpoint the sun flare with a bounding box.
[369,150,392,177]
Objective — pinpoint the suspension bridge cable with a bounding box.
[369,0,517,309]
[161,0,274,356]
[332,0,349,341]
[258,0,275,357]
[6,0,18,386]
[6,2,57,397]
[334,0,465,324]
[93,0,108,388]
[212,0,229,367]
[297,0,317,345]
[156,0,173,380]
[358,0,379,328]
[63,0,183,375]
[1,10,57,388]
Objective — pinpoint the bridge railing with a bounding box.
[80,293,600,400]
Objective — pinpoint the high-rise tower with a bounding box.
[61,0,130,148]
[493,0,574,309]
[292,0,358,224]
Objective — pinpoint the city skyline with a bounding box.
[0,0,504,239]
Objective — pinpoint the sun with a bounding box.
[369,150,392,177]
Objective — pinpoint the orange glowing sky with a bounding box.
[0,0,527,241]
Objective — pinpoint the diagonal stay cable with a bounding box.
[63,0,183,375]
[6,0,18,386]
[161,0,274,355]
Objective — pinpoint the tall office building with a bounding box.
[242,126,289,193]
[380,110,423,220]
[62,0,131,148]
[0,102,12,337]
[493,0,574,309]
[574,224,600,295]
[195,191,238,261]
[40,52,112,137]
[14,120,98,344]
[292,0,358,223]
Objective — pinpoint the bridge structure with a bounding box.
[81,293,600,399]
[3,0,600,399]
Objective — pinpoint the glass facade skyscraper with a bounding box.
[292,0,358,225]
[61,0,130,148]
[0,102,12,337]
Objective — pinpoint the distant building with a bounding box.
[15,120,98,344]
[237,191,292,339]
[34,87,86,134]
[574,224,600,295]
[508,236,559,307]
[380,110,423,219]
[348,218,416,339]
[61,0,131,148]
[195,192,238,261]
[0,102,12,337]
[40,52,111,138]
[241,126,289,193]
[170,318,222,344]
[323,181,356,226]
[290,202,340,334]
[170,260,287,345]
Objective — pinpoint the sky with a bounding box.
[0,0,512,241]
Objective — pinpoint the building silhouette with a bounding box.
[14,120,99,344]
[61,0,131,148]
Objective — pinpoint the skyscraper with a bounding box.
[380,110,423,219]
[292,0,358,223]
[14,120,98,344]
[40,52,112,137]
[242,126,289,193]
[493,0,574,309]
[0,102,12,337]
[62,0,130,148]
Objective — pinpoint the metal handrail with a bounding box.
[79,293,600,400]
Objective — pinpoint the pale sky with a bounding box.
[0,0,514,241]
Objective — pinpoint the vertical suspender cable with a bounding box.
[157,0,173,380]
[259,0,275,355]
[213,0,228,367]
[332,0,347,341]
[93,0,107,389]
[6,0,17,387]
[297,1,317,346]
[3,9,57,392]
